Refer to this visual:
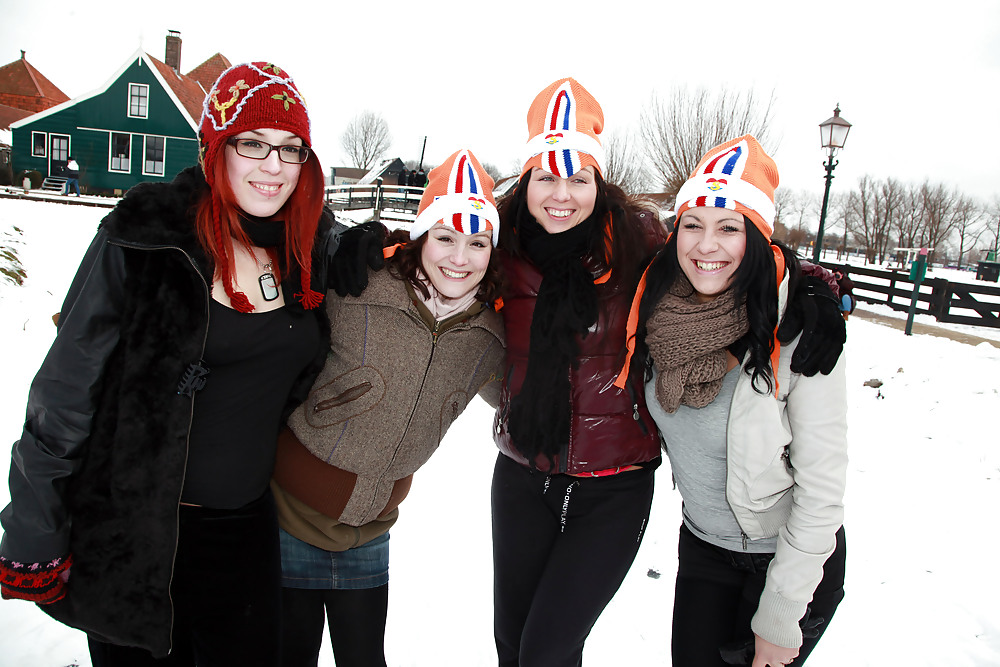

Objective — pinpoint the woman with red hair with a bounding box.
[0,62,369,665]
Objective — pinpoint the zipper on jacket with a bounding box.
[625,383,649,436]
[368,313,444,519]
[497,363,514,434]
[113,241,211,656]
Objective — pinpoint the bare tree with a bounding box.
[951,196,987,269]
[603,128,651,195]
[639,86,779,198]
[481,162,504,184]
[340,111,392,170]
[772,189,817,254]
[917,181,962,263]
[849,176,903,264]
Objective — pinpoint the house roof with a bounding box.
[0,102,33,130]
[12,49,230,133]
[147,53,211,122]
[0,54,69,108]
[185,53,231,94]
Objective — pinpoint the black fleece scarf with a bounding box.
[508,216,600,469]
[239,214,285,248]
[238,214,315,317]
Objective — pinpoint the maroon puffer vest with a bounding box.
[493,253,660,474]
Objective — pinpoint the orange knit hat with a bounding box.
[411,149,500,246]
[520,77,605,179]
[673,134,778,240]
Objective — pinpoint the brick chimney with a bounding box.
[165,30,182,71]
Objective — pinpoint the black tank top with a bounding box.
[181,299,320,508]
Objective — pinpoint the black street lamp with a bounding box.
[813,105,852,263]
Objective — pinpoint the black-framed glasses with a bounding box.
[226,137,311,164]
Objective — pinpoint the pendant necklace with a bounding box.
[258,259,279,302]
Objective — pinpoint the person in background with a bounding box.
[490,77,667,667]
[629,135,848,667]
[273,149,505,667]
[0,61,380,666]
[834,270,855,320]
[64,156,80,196]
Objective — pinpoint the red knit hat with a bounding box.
[521,77,606,179]
[198,62,312,185]
[197,62,321,312]
[411,149,499,246]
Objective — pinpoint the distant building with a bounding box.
[0,50,69,116]
[10,32,230,194]
[329,166,369,186]
[357,157,408,186]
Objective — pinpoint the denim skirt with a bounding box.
[279,528,389,590]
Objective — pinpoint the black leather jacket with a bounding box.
[0,166,332,655]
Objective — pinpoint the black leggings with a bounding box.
[279,585,389,667]
[671,523,847,666]
[88,492,282,666]
[491,453,656,667]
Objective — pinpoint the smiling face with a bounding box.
[225,128,303,218]
[420,226,493,300]
[675,207,747,303]
[525,166,598,234]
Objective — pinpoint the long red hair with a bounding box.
[194,149,325,311]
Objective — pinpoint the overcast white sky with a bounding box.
[4,0,999,203]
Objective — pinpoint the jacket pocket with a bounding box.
[304,366,386,428]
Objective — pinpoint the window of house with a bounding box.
[50,135,69,163]
[110,133,131,172]
[32,132,46,157]
[143,135,165,176]
[128,83,149,118]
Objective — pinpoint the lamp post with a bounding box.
[813,105,852,263]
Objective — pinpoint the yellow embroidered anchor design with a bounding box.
[211,79,250,124]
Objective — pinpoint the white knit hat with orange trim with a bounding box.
[520,77,605,179]
[411,149,500,246]
[674,134,779,239]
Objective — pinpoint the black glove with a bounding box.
[326,220,387,297]
[777,275,846,376]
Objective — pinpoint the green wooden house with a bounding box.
[10,35,230,195]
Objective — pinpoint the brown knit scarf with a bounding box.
[645,275,749,413]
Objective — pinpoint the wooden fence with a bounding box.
[324,182,422,224]
[821,262,1000,329]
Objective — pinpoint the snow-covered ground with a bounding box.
[1,199,998,666]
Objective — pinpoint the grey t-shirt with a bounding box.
[645,365,777,553]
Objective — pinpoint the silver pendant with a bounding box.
[259,273,279,301]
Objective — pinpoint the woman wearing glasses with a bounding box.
[0,62,356,666]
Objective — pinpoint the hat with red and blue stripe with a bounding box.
[521,78,605,179]
[673,134,778,239]
[411,149,500,246]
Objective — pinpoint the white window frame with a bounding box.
[142,135,166,176]
[31,131,47,157]
[127,83,149,119]
[109,132,132,173]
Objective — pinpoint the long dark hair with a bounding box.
[635,217,801,394]
[496,170,665,290]
[383,228,504,305]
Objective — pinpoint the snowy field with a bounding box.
[1,198,999,666]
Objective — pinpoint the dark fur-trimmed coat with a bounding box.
[0,166,330,655]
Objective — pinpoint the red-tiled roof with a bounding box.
[0,56,69,112]
[0,102,33,129]
[186,53,231,93]
[147,53,208,122]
